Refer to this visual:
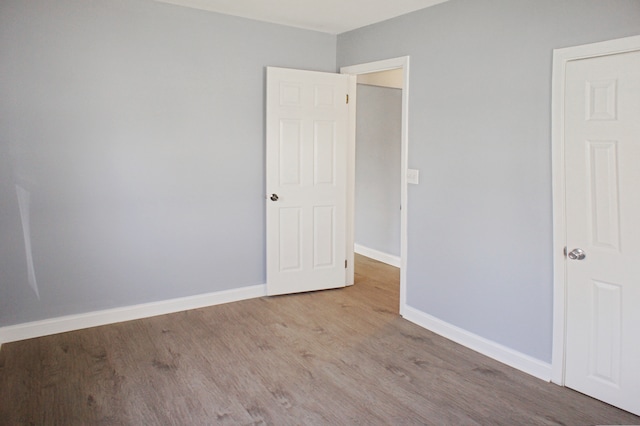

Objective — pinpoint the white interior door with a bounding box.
[266,67,351,296]
[564,50,640,415]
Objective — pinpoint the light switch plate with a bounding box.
[407,169,419,184]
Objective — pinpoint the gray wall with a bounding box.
[3,0,640,366]
[338,0,640,363]
[355,84,401,257]
[0,0,336,326]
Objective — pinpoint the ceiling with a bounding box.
[155,0,449,34]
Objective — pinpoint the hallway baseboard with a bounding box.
[354,244,400,267]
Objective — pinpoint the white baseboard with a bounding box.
[354,244,401,268]
[0,283,553,385]
[402,305,552,381]
[0,284,266,344]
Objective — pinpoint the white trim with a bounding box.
[0,284,266,344]
[341,56,410,316]
[551,34,640,386]
[404,306,552,381]
[354,244,401,268]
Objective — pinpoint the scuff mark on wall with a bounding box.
[15,184,39,299]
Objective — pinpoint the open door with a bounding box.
[266,67,352,296]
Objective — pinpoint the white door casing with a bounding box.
[266,67,351,296]
[552,36,640,416]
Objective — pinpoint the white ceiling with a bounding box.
[155,0,449,34]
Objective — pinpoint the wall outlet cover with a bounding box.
[407,169,419,184]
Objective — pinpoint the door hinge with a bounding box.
[346,94,349,104]
[345,259,348,268]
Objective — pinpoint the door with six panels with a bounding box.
[266,67,351,296]
[564,50,640,416]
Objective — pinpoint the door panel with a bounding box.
[279,120,302,186]
[564,50,640,415]
[279,207,302,271]
[266,67,350,296]
[587,141,620,250]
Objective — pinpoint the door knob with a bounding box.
[567,248,586,260]
[270,194,279,201]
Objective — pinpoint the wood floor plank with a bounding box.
[1,254,638,425]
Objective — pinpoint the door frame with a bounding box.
[340,56,410,316]
[551,35,640,385]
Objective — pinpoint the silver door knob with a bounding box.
[270,194,279,201]
[567,248,586,260]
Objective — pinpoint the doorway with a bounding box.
[341,56,410,316]
[354,70,402,270]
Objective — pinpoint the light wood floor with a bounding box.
[1,254,638,425]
